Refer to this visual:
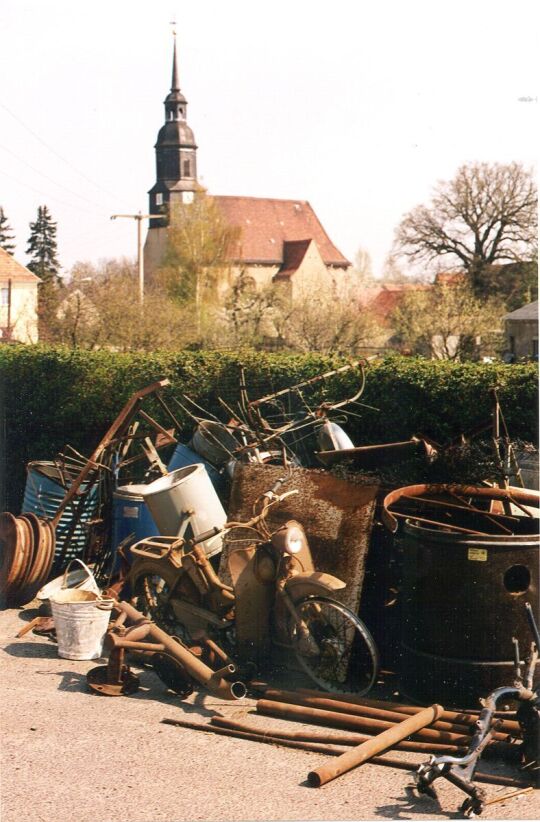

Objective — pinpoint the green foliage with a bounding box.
[26,205,60,283]
[0,346,537,510]
[156,191,240,306]
[0,206,15,254]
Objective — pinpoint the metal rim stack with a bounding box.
[0,513,55,606]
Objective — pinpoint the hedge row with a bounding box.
[0,344,537,510]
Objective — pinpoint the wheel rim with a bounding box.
[289,596,378,695]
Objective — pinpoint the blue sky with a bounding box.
[1,0,537,277]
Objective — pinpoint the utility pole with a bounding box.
[110,211,161,305]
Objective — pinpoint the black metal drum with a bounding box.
[400,522,539,708]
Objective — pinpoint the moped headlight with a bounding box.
[272,522,307,555]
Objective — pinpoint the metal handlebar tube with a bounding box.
[416,684,534,815]
[190,526,223,547]
[525,602,540,652]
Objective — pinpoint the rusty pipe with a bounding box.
[113,601,246,700]
[291,687,521,736]
[210,716,467,755]
[258,688,483,738]
[307,704,443,787]
[161,718,528,789]
[256,700,472,745]
[106,634,166,653]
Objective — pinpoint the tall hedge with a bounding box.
[0,344,537,510]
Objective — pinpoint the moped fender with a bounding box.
[285,571,346,602]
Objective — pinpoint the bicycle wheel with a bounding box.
[287,595,379,695]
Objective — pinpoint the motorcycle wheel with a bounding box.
[286,595,379,695]
[132,571,186,637]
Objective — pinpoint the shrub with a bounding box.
[1,345,536,510]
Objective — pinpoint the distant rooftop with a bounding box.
[0,248,40,283]
[504,301,538,321]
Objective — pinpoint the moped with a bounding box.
[128,478,379,694]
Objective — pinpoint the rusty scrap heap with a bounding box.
[1,362,538,818]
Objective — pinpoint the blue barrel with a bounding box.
[112,485,159,558]
[167,443,225,495]
[22,461,99,571]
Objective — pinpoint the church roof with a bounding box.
[214,196,350,267]
[0,248,40,282]
[274,239,312,279]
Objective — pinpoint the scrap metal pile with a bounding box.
[1,361,539,817]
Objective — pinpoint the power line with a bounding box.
[0,141,114,211]
[0,167,106,217]
[0,100,120,201]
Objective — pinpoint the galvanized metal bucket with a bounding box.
[37,558,100,614]
[190,421,240,466]
[50,590,113,660]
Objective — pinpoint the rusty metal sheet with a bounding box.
[220,464,379,615]
[316,438,430,468]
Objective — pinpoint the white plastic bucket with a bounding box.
[141,464,226,557]
[50,590,113,660]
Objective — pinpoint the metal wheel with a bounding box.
[287,595,379,695]
[133,573,183,636]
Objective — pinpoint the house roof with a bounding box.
[504,300,539,321]
[358,283,429,322]
[213,196,350,267]
[0,248,40,283]
[273,239,312,280]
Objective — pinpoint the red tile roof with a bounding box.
[434,271,466,285]
[0,248,40,282]
[213,196,350,267]
[360,283,429,323]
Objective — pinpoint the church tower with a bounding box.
[148,34,198,229]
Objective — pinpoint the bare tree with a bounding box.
[49,259,198,351]
[281,285,380,355]
[394,162,537,295]
[390,281,505,360]
[352,246,375,286]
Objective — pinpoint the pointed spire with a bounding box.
[171,31,180,91]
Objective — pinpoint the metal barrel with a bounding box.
[167,442,225,494]
[400,520,539,708]
[22,461,98,573]
[140,465,226,557]
[189,421,240,467]
[112,484,159,558]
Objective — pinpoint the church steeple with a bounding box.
[148,33,198,226]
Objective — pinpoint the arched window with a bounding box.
[183,159,191,177]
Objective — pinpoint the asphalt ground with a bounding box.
[1,603,538,822]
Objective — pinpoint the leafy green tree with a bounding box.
[390,281,505,360]
[26,205,60,283]
[156,190,239,311]
[0,206,15,254]
[394,162,537,298]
